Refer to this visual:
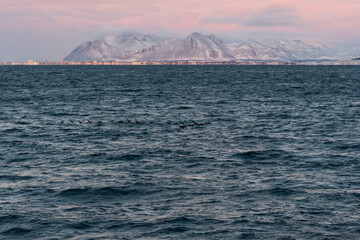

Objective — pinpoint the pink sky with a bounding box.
[1,0,360,61]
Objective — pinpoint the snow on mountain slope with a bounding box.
[335,47,360,60]
[103,33,163,53]
[121,32,234,61]
[64,33,163,62]
[226,40,267,60]
[228,39,334,61]
[263,39,333,60]
[64,40,125,62]
[64,31,344,62]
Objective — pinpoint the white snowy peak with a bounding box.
[64,40,127,62]
[226,40,267,60]
[64,31,354,62]
[228,39,334,61]
[64,33,163,62]
[264,39,333,60]
[103,33,163,52]
[122,32,234,61]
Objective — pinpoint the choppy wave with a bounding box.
[0,65,359,239]
[57,185,160,199]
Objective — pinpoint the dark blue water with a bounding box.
[0,66,359,239]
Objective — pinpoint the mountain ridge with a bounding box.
[64,32,358,62]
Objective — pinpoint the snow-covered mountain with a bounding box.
[335,47,360,60]
[64,33,163,62]
[121,32,234,61]
[103,33,163,53]
[227,40,267,60]
[64,32,358,62]
[227,39,334,61]
[265,39,333,60]
[63,40,126,62]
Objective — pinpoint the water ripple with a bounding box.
[0,65,359,239]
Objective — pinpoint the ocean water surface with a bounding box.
[0,65,359,239]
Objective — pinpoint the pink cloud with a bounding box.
[1,0,359,38]
[1,0,360,61]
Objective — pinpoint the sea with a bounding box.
[0,65,359,239]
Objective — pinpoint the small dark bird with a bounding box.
[60,121,64,124]
[206,121,212,125]
[192,120,200,126]
[179,124,187,129]
[87,119,92,123]
[78,120,83,124]
[149,120,153,124]
[126,118,131,123]
[69,118,73,123]
[135,119,140,124]
[118,120,124,123]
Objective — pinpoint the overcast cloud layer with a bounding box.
[1,0,360,61]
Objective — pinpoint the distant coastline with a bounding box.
[1,59,360,66]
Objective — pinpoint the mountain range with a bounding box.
[64,32,359,62]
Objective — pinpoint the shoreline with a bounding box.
[1,60,360,66]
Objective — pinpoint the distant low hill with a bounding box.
[64,32,359,62]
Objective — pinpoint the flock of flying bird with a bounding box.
[57,118,212,129]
